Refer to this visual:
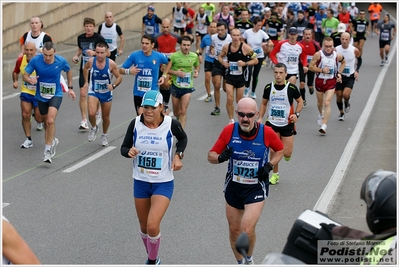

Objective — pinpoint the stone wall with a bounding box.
[2,2,201,54]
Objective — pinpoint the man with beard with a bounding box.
[142,6,162,36]
[208,97,283,265]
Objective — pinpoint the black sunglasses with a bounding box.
[237,111,256,118]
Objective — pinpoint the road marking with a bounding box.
[3,203,10,208]
[63,146,116,173]
[313,40,397,214]
[2,92,20,100]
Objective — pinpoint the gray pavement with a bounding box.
[2,3,397,265]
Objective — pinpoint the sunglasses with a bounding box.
[237,111,256,118]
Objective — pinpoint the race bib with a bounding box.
[325,27,333,35]
[319,64,335,79]
[357,24,366,32]
[82,56,90,66]
[137,152,162,176]
[145,25,154,34]
[254,46,264,58]
[104,38,112,44]
[93,79,109,93]
[39,82,56,99]
[268,27,277,36]
[343,66,350,75]
[270,104,287,120]
[381,32,389,41]
[25,75,36,91]
[287,54,298,65]
[137,76,153,92]
[232,159,259,184]
[176,72,191,88]
[229,62,243,75]
[307,55,313,64]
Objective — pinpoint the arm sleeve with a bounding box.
[116,25,123,35]
[263,125,284,152]
[209,125,234,154]
[155,16,163,24]
[43,34,52,43]
[269,42,282,64]
[171,119,188,152]
[120,119,136,158]
[98,24,102,34]
[13,57,23,74]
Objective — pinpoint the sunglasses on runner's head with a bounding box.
[237,112,256,118]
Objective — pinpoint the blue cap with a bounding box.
[141,90,163,107]
[148,5,155,12]
[319,5,326,10]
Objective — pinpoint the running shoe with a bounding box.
[250,92,256,99]
[284,156,291,162]
[243,87,250,97]
[163,105,170,115]
[338,113,345,121]
[245,256,254,265]
[385,57,389,64]
[50,138,59,158]
[344,101,351,113]
[145,257,161,265]
[79,120,89,130]
[88,126,99,142]
[319,124,327,134]
[95,110,102,126]
[205,94,212,102]
[303,100,307,108]
[317,114,324,126]
[269,173,280,185]
[101,134,109,147]
[211,107,220,116]
[380,60,385,66]
[36,122,44,131]
[43,150,52,163]
[21,138,33,149]
[309,87,314,95]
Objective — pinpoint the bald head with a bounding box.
[105,12,114,25]
[237,97,258,112]
[162,18,171,34]
[24,41,37,59]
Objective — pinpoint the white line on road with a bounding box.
[313,40,397,214]
[63,146,116,173]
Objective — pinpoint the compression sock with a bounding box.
[300,88,306,100]
[140,231,148,253]
[337,101,343,112]
[147,233,161,261]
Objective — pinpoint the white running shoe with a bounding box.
[79,120,89,130]
[95,110,102,126]
[250,92,256,99]
[50,138,59,158]
[319,124,327,134]
[88,126,99,142]
[101,134,109,146]
[380,60,385,66]
[338,114,345,121]
[21,138,33,149]
[243,87,250,97]
[36,122,44,131]
[317,114,324,126]
[43,150,52,163]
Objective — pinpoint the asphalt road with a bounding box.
[2,5,397,265]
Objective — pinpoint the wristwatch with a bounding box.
[295,112,300,118]
[175,152,184,159]
[112,84,116,89]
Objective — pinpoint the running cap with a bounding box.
[264,7,271,12]
[288,27,297,34]
[351,2,356,6]
[319,5,326,10]
[141,90,163,107]
[148,5,155,12]
[337,23,346,33]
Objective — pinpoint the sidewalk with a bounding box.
[2,29,143,97]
